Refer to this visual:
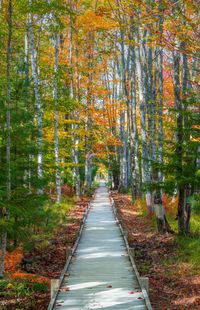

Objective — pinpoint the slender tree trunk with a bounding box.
[24,32,33,192]
[130,42,140,199]
[0,0,12,278]
[173,48,189,234]
[84,32,94,192]
[152,2,171,233]
[73,136,81,196]
[69,2,81,197]
[53,34,61,202]
[23,34,30,191]
[181,41,192,232]
[28,0,43,190]
[157,29,164,184]
[84,151,93,191]
[117,32,128,192]
[135,25,152,212]
[154,188,171,233]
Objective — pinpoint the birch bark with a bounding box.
[69,1,81,197]
[130,43,140,199]
[53,34,61,202]
[173,47,188,234]
[84,32,94,191]
[28,0,43,190]
[118,30,128,192]
[152,2,171,233]
[135,25,152,211]
[0,0,12,278]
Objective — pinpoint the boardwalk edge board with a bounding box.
[110,195,153,310]
[47,201,92,310]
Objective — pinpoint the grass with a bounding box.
[166,207,200,274]
[135,195,200,276]
[175,235,200,274]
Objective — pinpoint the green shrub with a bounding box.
[189,193,200,214]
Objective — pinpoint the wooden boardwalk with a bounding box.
[49,184,151,310]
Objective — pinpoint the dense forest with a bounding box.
[0,0,199,309]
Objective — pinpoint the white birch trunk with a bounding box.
[73,136,81,196]
[135,26,152,211]
[117,33,128,192]
[28,0,43,190]
[151,6,171,232]
[130,39,140,199]
[84,152,93,191]
[84,31,94,192]
[69,1,81,197]
[0,0,12,278]
[23,32,33,192]
[53,34,61,202]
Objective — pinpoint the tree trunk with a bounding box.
[173,48,189,234]
[135,25,152,212]
[28,0,43,190]
[69,2,81,197]
[153,1,171,232]
[154,189,171,233]
[0,0,12,278]
[130,42,140,199]
[53,33,61,202]
[84,152,93,191]
[84,31,94,192]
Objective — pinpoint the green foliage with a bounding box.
[189,194,200,214]
[23,197,74,251]
[0,278,48,298]
[93,180,100,188]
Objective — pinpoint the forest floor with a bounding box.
[0,197,90,310]
[112,192,200,310]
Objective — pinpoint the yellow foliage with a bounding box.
[76,9,117,32]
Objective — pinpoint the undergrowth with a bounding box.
[23,196,75,252]
[0,278,48,298]
[136,196,200,276]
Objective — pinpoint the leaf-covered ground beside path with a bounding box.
[112,193,200,310]
[0,198,89,310]
[22,199,89,279]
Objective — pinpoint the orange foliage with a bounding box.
[5,247,49,284]
[162,194,178,215]
[12,272,50,284]
[5,247,23,273]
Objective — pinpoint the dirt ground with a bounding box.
[112,193,200,310]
